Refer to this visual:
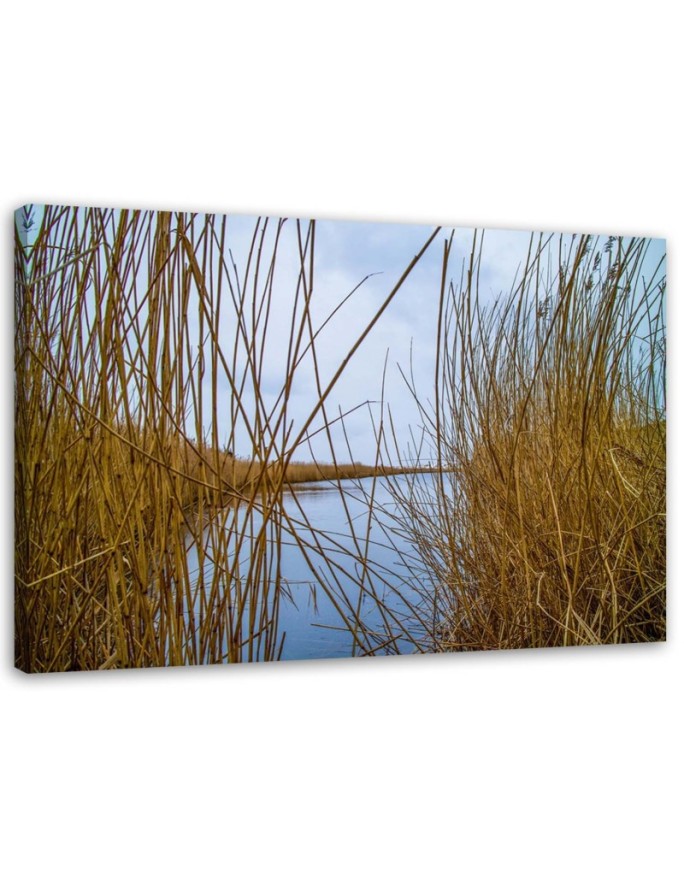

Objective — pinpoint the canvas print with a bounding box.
[14,206,666,672]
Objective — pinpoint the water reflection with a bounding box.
[184,475,434,662]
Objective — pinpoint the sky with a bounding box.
[214,214,665,464]
[17,207,666,466]
[213,214,548,464]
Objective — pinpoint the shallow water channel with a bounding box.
[184,475,437,662]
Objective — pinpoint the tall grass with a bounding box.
[15,205,439,671]
[385,231,666,650]
[16,210,665,670]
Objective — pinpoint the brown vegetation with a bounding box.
[14,207,665,671]
[386,231,666,650]
[14,206,438,671]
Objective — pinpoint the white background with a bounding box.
[1,2,681,878]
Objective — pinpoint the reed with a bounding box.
[15,206,439,671]
[385,231,666,650]
[15,210,665,670]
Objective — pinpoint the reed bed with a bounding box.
[15,205,439,671]
[384,231,666,650]
[16,209,664,670]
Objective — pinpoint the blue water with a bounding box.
[184,475,436,662]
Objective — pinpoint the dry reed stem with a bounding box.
[15,206,438,671]
[384,231,665,651]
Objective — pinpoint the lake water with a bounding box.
[184,474,439,663]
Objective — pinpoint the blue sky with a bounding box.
[217,214,665,463]
[17,207,666,465]
[214,214,554,463]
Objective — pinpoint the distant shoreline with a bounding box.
[180,446,440,499]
